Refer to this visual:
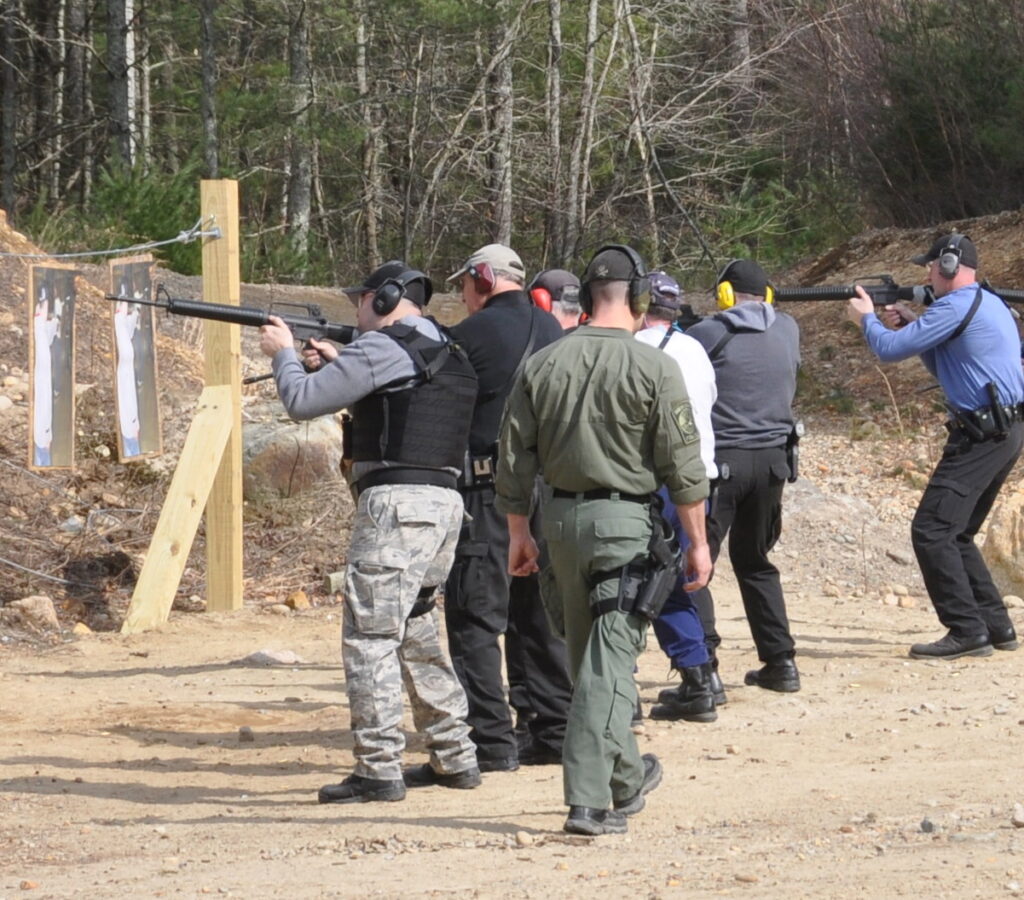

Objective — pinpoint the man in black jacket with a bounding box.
[442,243,572,772]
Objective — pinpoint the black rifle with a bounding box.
[106,284,357,383]
[775,275,933,305]
[776,275,1024,310]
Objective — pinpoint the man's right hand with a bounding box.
[879,302,917,329]
[683,542,712,592]
[301,337,338,369]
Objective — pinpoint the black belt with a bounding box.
[356,467,458,496]
[551,488,652,504]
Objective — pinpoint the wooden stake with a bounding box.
[200,180,244,613]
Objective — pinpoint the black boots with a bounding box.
[744,654,801,692]
[650,663,717,722]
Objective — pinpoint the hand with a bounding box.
[507,514,540,576]
[301,337,338,370]
[682,542,712,592]
[879,302,917,329]
[846,286,874,326]
[259,315,295,357]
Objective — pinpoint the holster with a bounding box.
[410,585,437,619]
[785,421,805,483]
[588,499,683,622]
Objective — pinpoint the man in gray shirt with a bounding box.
[259,261,480,803]
[686,259,801,695]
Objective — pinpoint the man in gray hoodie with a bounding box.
[685,259,801,694]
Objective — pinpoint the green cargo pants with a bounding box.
[541,494,652,809]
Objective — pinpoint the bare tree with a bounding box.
[199,0,219,177]
[107,0,131,164]
[285,0,312,265]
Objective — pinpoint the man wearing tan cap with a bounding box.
[427,243,572,776]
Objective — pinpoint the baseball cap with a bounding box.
[582,246,642,284]
[342,260,408,296]
[342,259,430,307]
[717,259,770,296]
[910,234,978,269]
[648,271,682,311]
[447,243,525,282]
[530,268,581,303]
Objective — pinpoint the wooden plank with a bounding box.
[121,386,233,634]
[200,180,244,612]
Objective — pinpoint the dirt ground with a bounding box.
[3,436,1024,899]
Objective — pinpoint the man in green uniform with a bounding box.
[495,244,711,836]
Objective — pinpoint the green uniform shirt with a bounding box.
[495,326,708,516]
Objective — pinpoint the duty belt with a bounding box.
[947,402,1024,442]
[355,467,458,497]
[457,451,497,490]
[551,487,652,504]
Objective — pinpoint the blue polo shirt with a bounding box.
[861,283,1024,411]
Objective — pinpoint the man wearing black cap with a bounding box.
[444,243,570,773]
[497,244,711,835]
[848,234,1024,660]
[529,268,583,331]
[259,261,481,804]
[686,259,801,694]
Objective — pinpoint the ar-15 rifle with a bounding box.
[106,284,357,383]
[776,275,1024,311]
[775,275,934,305]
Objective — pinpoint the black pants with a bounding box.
[690,446,793,663]
[444,484,571,761]
[912,423,1023,638]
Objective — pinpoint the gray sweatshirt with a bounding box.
[686,301,799,449]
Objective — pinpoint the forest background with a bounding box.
[5,0,1024,288]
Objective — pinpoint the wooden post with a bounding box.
[200,179,244,612]
[120,179,245,633]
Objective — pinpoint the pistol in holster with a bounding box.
[588,499,683,622]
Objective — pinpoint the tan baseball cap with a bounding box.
[447,243,525,282]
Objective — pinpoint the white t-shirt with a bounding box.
[636,324,718,479]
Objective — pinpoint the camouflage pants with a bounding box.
[343,484,476,781]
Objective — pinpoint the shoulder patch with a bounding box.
[674,400,699,445]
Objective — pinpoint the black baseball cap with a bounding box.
[911,234,979,269]
[718,259,770,296]
[342,260,408,296]
[530,268,581,302]
[342,259,430,307]
[582,246,643,283]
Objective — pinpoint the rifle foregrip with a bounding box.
[775,286,855,302]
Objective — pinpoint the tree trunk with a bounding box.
[63,0,87,202]
[355,0,380,266]
[136,0,150,171]
[490,8,514,247]
[545,0,563,263]
[1,0,18,215]
[199,0,219,177]
[621,0,659,256]
[107,0,132,164]
[285,0,312,266]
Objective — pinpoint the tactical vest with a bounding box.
[350,321,478,470]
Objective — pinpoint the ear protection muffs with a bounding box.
[372,269,432,316]
[529,287,553,312]
[466,262,496,295]
[579,244,651,316]
[937,233,965,279]
[715,259,774,310]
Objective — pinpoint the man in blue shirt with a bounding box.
[848,234,1024,660]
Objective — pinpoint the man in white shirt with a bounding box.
[635,272,722,721]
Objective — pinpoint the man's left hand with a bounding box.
[259,315,294,357]
[846,286,874,327]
